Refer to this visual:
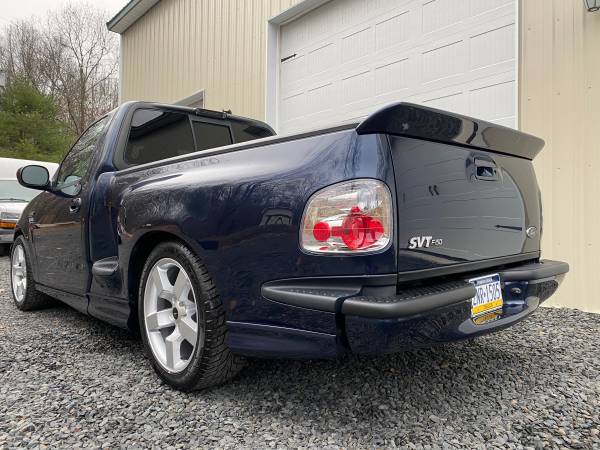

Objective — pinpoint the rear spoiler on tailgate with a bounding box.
[356,102,545,160]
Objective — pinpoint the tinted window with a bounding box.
[231,121,274,143]
[125,109,195,166]
[192,121,232,151]
[56,116,110,194]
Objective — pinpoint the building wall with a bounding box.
[520,0,600,313]
[120,0,301,119]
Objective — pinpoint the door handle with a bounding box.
[474,158,499,181]
[69,197,82,213]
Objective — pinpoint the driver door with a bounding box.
[32,116,110,296]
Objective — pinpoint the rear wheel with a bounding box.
[138,241,244,391]
[10,236,53,311]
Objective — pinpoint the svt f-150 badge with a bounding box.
[408,236,443,249]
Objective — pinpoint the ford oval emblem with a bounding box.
[526,226,537,238]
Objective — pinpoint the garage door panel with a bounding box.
[375,58,411,95]
[470,23,516,70]
[280,91,306,122]
[422,91,468,115]
[342,28,375,63]
[278,0,516,133]
[422,0,469,34]
[470,0,513,16]
[308,43,339,75]
[341,72,370,106]
[468,80,516,127]
[375,10,412,50]
[308,82,337,113]
[281,55,307,89]
[422,40,465,83]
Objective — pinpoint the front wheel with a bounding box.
[10,236,53,311]
[138,241,244,391]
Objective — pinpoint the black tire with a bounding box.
[0,244,10,256]
[10,236,53,311]
[138,240,245,391]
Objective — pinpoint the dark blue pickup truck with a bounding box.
[10,102,568,391]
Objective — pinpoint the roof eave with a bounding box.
[106,0,160,34]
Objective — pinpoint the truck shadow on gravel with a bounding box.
[203,339,552,443]
[11,303,577,431]
[29,303,538,400]
[230,340,533,404]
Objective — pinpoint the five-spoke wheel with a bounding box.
[11,243,27,303]
[138,241,244,391]
[143,258,201,374]
[10,236,51,311]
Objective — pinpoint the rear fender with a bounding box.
[100,128,397,335]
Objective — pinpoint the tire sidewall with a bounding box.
[138,241,209,388]
[10,237,29,308]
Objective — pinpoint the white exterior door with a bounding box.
[277,0,517,134]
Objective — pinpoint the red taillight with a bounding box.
[300,179,392,254]
[312,221,331,242]
[335,209,383,250]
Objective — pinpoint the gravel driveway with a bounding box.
[0,256,598,449]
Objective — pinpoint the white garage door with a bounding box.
[277,0,517,134]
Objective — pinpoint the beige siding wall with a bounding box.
[520,0,600,313]
[120,0,300,119]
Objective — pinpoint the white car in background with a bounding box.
[0,158,58,253]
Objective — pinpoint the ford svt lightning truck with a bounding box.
[10,102,569,391]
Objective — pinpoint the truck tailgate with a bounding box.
[356,103,544,274]
[390,136,541,272]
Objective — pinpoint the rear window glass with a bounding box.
[124,109,195,166]
[231,121,273,143]
[192,121,232,151]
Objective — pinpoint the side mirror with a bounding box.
[17,165,51,191]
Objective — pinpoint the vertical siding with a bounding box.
[120,0,301,120]
[520,0,600,313]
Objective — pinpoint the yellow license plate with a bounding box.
[469,273,503,318]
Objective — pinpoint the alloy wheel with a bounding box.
[11,244,27,303]
[143,258,201,373]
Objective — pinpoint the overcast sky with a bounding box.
[0,0,129,25]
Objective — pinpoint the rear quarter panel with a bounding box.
[103,130,397,333]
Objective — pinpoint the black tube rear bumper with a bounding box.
[261,260,569,320]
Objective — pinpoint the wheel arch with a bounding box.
[13,228,24,241]
[11,229,33,276]
[11,229,24,254]
[126,230,208,332]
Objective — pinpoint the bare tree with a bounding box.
[0,2,118,135]
[42,3,118,134]
[0,20,45,90]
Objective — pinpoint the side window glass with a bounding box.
[230,121,274,143]
[192,121,232,151]
[124,109,195,166]
[56,116,110,195]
